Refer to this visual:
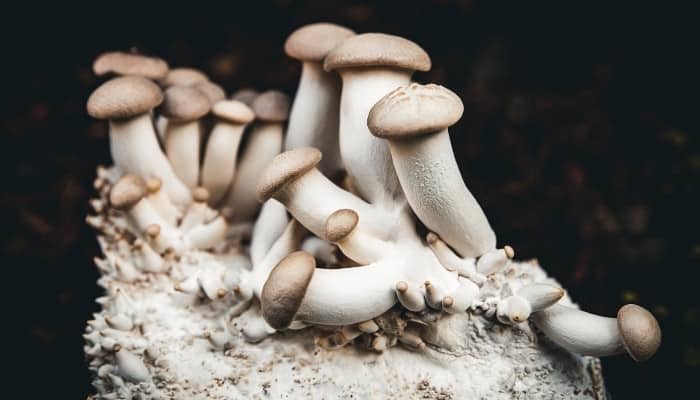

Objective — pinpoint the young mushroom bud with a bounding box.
[325,208,386,264]
[224,90,288,222]
[324,33,431,207]
[395,281,427,312]
[533,304,661,361]
[284,22,355,176]
[516,283,565,311]
[260,251,316,330]
[368,83,496,258]
[145,178,180,226]
[110,174,168,233]
[496,295,532,325]
[160,86,212,188]
[93,51,169,80]
[87,76,191,205]
[477,246,514,275]
[201,100,255,204]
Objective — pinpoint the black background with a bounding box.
[2,1,697,398]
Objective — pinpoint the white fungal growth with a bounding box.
[84,26,660,400]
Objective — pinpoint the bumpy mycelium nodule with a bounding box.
[84,23,661,400]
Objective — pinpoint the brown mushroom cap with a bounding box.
[323,33,431,72]
[159,68,208,87]
[192,187,210,203]
[212,100,255,124]
[617,304,662,362]
[368,83,464,139]
[87,76,163,120]
[261,251,316,330]
[93,51,169,80]
[110,175,147,210]
[325,209,359,243]
[256,147,322,202]
[230,88,259,106]
[251,90,290,122]
[159,86,211,121]
[194,81,226,105]
[284,23,355,62]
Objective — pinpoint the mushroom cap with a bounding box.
[194,80,226,105]
[159,86,211,121]
[192,187,210,203]
[256,147,322,202]
[284,22,355,62]
[93,51,169,80]
[212,100,255,124]
[251,90,290,122]
[261,251,316,330]
[159,68,208,87]
[145,178,162,194]
[110,174,147,210]
[230,88,259,106]
[368,83,464,139]
[87,76,163,120]
[325,209,359,242]
[323,33,431,72]
[617,304,662,362]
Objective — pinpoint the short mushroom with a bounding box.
[160,85,211,189]
[368,83,496,258]
[284,22,355,176]
[532,303,661,361]
[159,67,209,88]
[193,80,226,106]
[93,51,169,80]
[110,175,169,234]
[200,100,255,204]
[324,33,431,207]
[87,76,191,205]
[261,251,316,330]
[325,208,387,264]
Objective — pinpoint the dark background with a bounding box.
[2,1,697,398]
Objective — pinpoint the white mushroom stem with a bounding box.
[180,200,217,232]
[145,180,180,226]
[225,123,284,222]
[109,115,191,205]
[124,199,169,234]
[337,69,409,207]
[201,120,247,204]
[132,239,165,273]
[249,200,288,266]
[443,278,480,313]
[395,281,427,312]
[426,232,484,284]
[301,237,337,265]
[387,129,496,258]
[250,219,307,297]
[164,120,201,189]
[184,216,227,250]
[286,62,343,175]
[517,284,565,311]
[532,304,624,357]
[477,246,514,275]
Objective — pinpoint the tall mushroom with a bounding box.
[368,83,496,258]
[223,90,288,223]
[323,33,431,208]
[200,100,255,205]
[93,51,169,80]
[87,76,191,205]
[159,86,211,189]
[284,22,355,176]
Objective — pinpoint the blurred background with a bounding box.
[2,1,697,398]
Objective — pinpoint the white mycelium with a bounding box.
[84,24,660,400]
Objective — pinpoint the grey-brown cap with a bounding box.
[325,209,359,243]
[256,147,322,202]
[324,33,431,72]
[93,51,169,80]
[230,88,259,106]
[284,23,355,62]
[159,68,208,87]
[212,100,255,124]
[368,83,464,139]
[87,76,163,120]
[251,90,290,122]
[159,86,211,121]
[617,304,662,362]
[110,174,147,210]
[194,80,226,105]
[261,251,316,330]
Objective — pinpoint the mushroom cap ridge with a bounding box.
[323,33,431,72]
[159,85,211,121]
[256,147,322,202]
[261,251,316,330]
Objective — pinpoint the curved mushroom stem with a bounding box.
[164,120,201,189]
[201,120,247,204]
[325,209,388,264]
[426,232,484,284]
[337,69,409,208]
[224,123,283,222]
[286,62,343,175]
[109,115,190,205]
[386,129,495,258]
[250,219,307,297]
[249,200,288,266]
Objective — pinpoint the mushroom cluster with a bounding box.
[84,23,661,399]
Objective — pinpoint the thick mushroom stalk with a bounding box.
[200,100,255,204]
[284,23,355,175]
[87,76,191,205]
[533,303,661,362]
[368,83,496,258]
[324,33,431,208]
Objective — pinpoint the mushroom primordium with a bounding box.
[83,24,662,400]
